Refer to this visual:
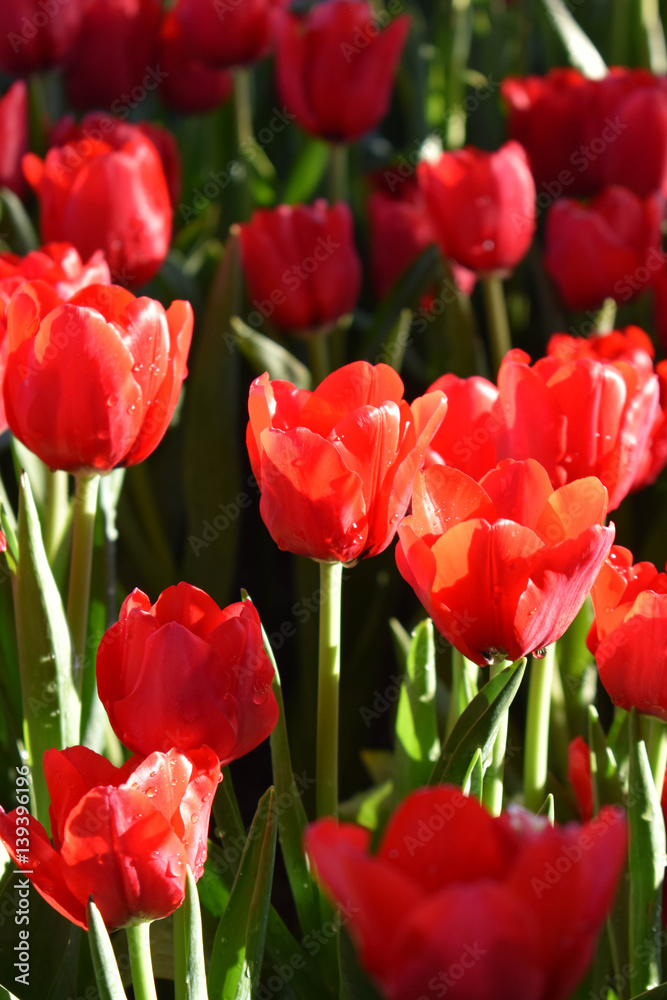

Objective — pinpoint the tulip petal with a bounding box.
[43,746,126,850]
[480,458,553,532]
[409,466,496,543]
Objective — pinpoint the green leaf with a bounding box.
[231,317,312,388]
[338,927,383,1000]
[461,748,483,803]
[632,983,667,998]
[394,619,439,800]
[537,793,555,825]
[388,618,411,670]
[588,706,624,812]
[251,596,320,938]
[375,309,413,373]
[282,139,329,205]
[182,868,207,1000]
[359,244,441,365]
[0,188,39,253]
[541,0,608,77]
[208,788,278,1000]
[628,709,665,997]
[183,227,243,607]
[86,900,128,1000]
[15,473,78,828]
[429,659,526,787]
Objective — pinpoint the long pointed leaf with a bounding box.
[86,901,127,1000]
[394,619,439,800]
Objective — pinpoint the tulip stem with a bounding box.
[126,923,158,1000]
[481,660,509,817]
[233,67,256,221]
[523,645,556,813]
[44,469,69,567]
[481,275,511,375]
[328,143,348,204]
[446,649,478,738]
[67,474,99,716]
[307,335,330,387]
[647,717,667,801]
[316,560,343,818]
[173,902,186,1000]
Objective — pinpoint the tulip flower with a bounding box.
[545,328,667,492]
[23,118,174,287]
[62,0,162,111]
[568,736,593,822]
[425,373,500,481]
[396,459,614,666]
[276,0,410,143]
[0,746,220,929]
[543,187,663,311]
[496,343,660,511]
[0,0,87,75]
[416,141,536,275]
[588,545,667,721]
[172,0,287,69]
[367,186,437,301]
[97,582,279,761]
[239,201,362,334]
[158,11,234,114]
[247,362,447,563]
[502,67,667,199]
[3,281,193,474]
[0,244,110,436]
[305,786,627,1000]
[0,81,28,198]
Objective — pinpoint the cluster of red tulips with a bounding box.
[1,2,667,1000]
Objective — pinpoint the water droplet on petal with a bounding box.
[533,647,547,659]
[106,393,119,408]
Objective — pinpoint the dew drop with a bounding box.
[106,393,119,408]
[132,363,144,373]
[533,647,547,659]
[191,814,199,824]
[145,788,156,798]
[482,239,495,252]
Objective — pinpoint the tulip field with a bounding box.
[3,1,667,999]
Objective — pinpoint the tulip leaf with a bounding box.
[588,706,624,812]
[231,317,312,389]
[394,619,440,801]
[429,658,526,788]
[540,0,608,78]
[376,308,413,373]
[359,243,440,365]
[537,793,555,825]
[282,138,330,205]
[207,788,278,1000]
[183,227,243,607]
[15,472,78,828]
[628,709,665,997]
[632,985,667,999]
[388,618,412,669]
[0,188,39,254]
[86,900,128,1000]
[338,927,384,1000]
[249,597,321,938]
[177,867,207,1000]
[461,748,484,803]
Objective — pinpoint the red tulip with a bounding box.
[545,327,667,492]
[23,118,174,287]
[172,0,287,69]
[425,373,500,480]
[0,81,28,198]
[367,184,437,301]
[496,343,660,511]
[396,459,614,666]
[97,583,278,762]
[3,281,193,474]
[544,187,663,311]
[247,362,447,563]
[588,545,667,721]
[568,736,593,823]
[502,68,667,199]
[416,141,536,274]
[276,0,410,143]
[0,243,110,437]
[0,746,220,929]
[239,201,362,334]
[158,11,234,114]
[305,786,627,1000]
[62,0,162,111]
[0,0,87,75]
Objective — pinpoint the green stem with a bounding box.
[173,902,186,1000]
[647,717,667,802]
[43,469,69,566]
[523,645,556,813]
[316,560,343,818]
[328,143,349,204]
[126,923,157,1000]
[481,275,511,375]
[66,474,99,709]
[307,335,331,387]
[233,67,255,221]
[481,660,509,817]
